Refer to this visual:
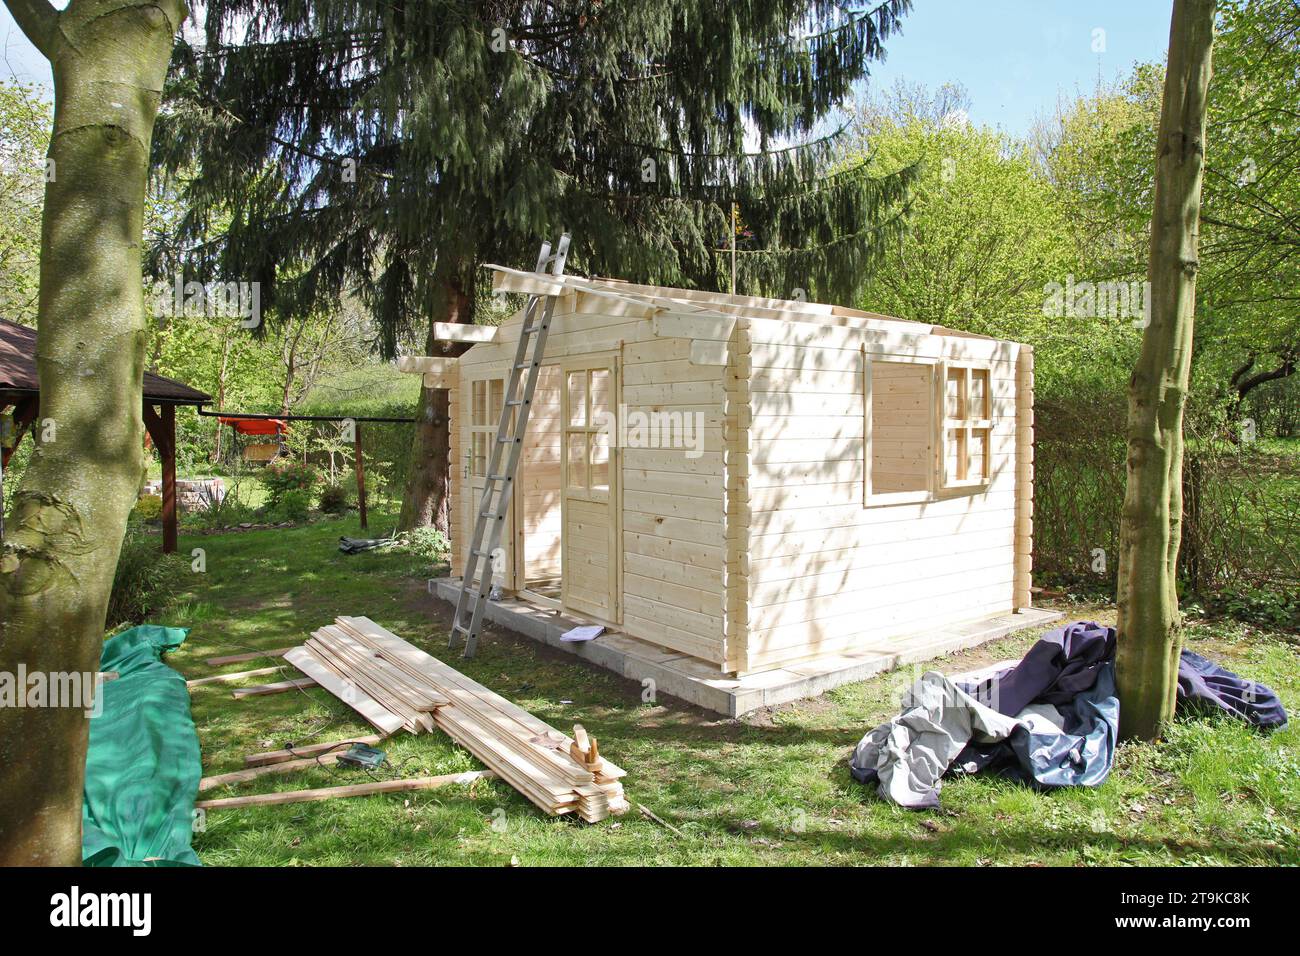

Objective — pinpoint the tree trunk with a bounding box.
[397,271,469,533]
[1115,0,1215,743]
[0,0,186,865]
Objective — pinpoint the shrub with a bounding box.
[318,483,349,515]
[132,493,163,524]
[399,526,450,561]
[107,531,185,627]
[261,459,317,505]
[277,488,312,522]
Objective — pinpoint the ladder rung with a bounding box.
[471,549,492,557]
[488,474,510,481]
[514,362,536,370]
[479,511,504,519]
[506,399,527,406]
[497,436,518,443]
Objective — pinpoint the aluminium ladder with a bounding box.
[449,233,571,657]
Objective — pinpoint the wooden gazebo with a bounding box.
[0,317,211,553]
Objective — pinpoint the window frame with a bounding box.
[940,361,994,491]
[863,350,995,508]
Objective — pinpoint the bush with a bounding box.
[398,526,450,561]
[318,483,349,515]
[132,493,163,525]
[277,488,312,522]
[260,459,317,505]
[107,531,185,628]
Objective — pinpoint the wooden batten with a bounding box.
[1013,345,1035,611]
[396,354,458,389]
[433,322,498,344]
[722,319,753,674]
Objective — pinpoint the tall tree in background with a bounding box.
[0,0,187,865]
[156,0,917,532]
[1116,0,1216,741]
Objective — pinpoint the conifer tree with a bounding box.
[157,1,917,529]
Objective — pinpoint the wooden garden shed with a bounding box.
[409,270,1036,678]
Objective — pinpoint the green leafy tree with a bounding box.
[155,0,918,533]
[0,79,49,323]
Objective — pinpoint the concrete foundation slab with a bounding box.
[433,577,1063,717]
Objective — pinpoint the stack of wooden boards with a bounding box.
[284,616,628,822]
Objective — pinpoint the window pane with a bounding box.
[945,368,964,420]
[472,380,487,426]
[970,369,989,420]
[590,430,610,492]
[589,369,611,427]
[946,428,967,482]
[489,379,505,421]
[471,433,487,477]
[970,428,990,480]
[567,371,587,426]
[566,432,588,489]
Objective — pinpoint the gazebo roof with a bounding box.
[0,317,211,405]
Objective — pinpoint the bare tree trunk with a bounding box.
[1116,0,1215,743]
[397,270,468,532]
[0,0,187,865]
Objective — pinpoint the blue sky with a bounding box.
[1,1,1175,137]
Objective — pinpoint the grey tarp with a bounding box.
[849,664,1119,809]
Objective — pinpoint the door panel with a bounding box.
[561,356,619,622]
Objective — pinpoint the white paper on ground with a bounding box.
[560,624,605,643]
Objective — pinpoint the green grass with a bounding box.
[156,513,1300,866]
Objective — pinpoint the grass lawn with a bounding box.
[156,508,1300,866]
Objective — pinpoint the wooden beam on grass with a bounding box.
[193,770,496,810]
[244,735,386,768]
[199,752,348,792]
[205,646,295,666]
[231,676,318,699]
[186,666,281,688]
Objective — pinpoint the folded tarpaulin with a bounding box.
[82,625,202,867]
[852,621,1121,808]
[849,670,1027,809]
[338,536,393,554]
[951,663,1119,790]
[962,620,1115,717]
[1177,649,1287,730]
[850,620,1288,809]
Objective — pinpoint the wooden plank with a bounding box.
[433,322,498,343]
[244,735,385,767]
[194,771,496,810]
[204,647,294,667]
[200,752,347,792]
[186,666,281,688]
[283,646,405,735]
[231,676,318,698]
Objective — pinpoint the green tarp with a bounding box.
[82,625,202,867]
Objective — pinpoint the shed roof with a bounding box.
[0,318,212,405]
[485,266,996,341]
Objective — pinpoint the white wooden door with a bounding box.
[560,356,619,622]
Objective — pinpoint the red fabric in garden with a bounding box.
[218,417,287,436]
